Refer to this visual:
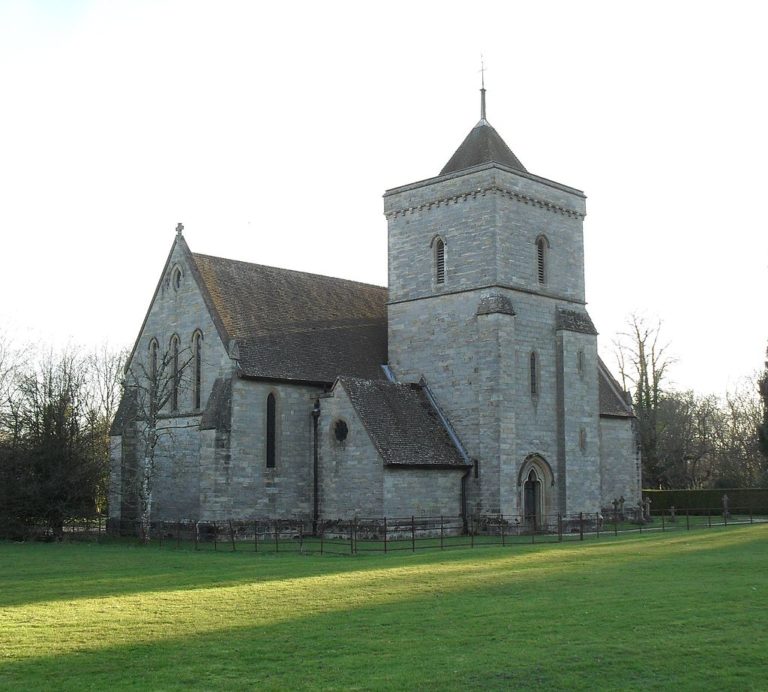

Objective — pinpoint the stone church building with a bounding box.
[109,94,640,529]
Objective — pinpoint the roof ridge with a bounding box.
[191,252,386,291]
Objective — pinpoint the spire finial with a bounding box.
[479,54,487,120]
[176,222,184,236]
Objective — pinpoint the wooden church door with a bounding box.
[524,469,541,529]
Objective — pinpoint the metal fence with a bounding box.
[7,506,762,553]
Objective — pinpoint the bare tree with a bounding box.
[0,333,22,432]
[86,344,127,512]
[712,380,766,488]
[614,315,673,487]
[121,343,194,542]
[655,391,719,488]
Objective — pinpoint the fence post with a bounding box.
[299,521,304,552]
[723,508,728,527]
[274,520,279,552]
[194,521,199,550]
[661,510,665,532]
[213,522,218,551]
[750,506,753,524]
[320,520,324,555]
[707,509,712,528]
[579,512,584,541]
[471,515,475,548]
[596,513,600,539]
[440,515,444,550]
[254,520,258,552]
[686,509,690,531]
[177,520,182,548]
[98,515,103,542]
[383,517,388,554]
[411,515,416,553]
[501,514,506,547]
[229,520,236,551]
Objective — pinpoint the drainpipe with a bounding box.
[312,399,320,535]
[461,463,473,534]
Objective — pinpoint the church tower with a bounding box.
[384,89,602,518]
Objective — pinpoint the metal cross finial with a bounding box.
[479,54,487,120]
[176,222,184,236]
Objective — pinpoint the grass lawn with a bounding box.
[1,525,767,691]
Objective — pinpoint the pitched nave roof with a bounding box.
[191,252,388,384]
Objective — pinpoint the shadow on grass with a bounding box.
[2,526,766,691]
[0,524,765,610]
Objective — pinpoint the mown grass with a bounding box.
[1,525,767,690]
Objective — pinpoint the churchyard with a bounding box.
[1,524,766,690]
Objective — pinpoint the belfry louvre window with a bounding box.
[266,393,276,468]
[435,238,445,284]
[536,237,546,284]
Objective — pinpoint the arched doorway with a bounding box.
[518,454,554,530]
[524,469,542,529]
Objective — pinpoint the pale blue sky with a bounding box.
[1,0,766,395]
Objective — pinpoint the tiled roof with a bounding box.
[556,308,598,335]
[476,294,515,316]
[440,119,526,176]
[337,377,470,468]
[598,358,634,418]
[191,252,388,383]
[200,377,232,431]
[109,389,136,436]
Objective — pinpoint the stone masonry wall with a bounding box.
[383,467,465,517]
[386,162,590,519]
[389,287,602,517]
[317,382,384,518]
[110,239,234,522]
[385,165,587,305]
[108,437,122,521]
[224,379,320,520]
[556,329,602,514]
[599,416,642,510]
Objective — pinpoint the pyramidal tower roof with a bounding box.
[439,84,527,176]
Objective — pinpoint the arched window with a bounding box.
[171,265,183,291]
[266,393,276,468]
[170,334,180,411]
[435,238,445,284]
[192,331,203,410]
[536,236,548,284]
[530,351,538,396]
[148,339,158,385]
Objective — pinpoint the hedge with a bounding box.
[643,488,768,514]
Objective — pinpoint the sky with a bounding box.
[1,0,766,396]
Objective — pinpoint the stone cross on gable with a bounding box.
[176,222,184,236]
